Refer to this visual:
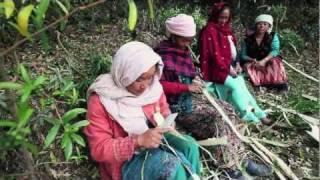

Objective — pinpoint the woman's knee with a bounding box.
[181,136,200,155]
[123,149,182,180]
[224,76,238,90]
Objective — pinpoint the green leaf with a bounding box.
[62,81,74,92]
[49,151,57,163]
[44,124,60,148]
[17,106,33,128]
[33,0,50,50]
[20,84,32,103]
[0,120,16,127]
[16,4,34,37]
[147,0,154,21]
[71,88,78,104]
[8,21,19,30]
[55,0,68,15]
[62,108,86,124]
[70,133,85,147]
[32,76,46,87]
[22,141,38,155]
[71,120,89,128]
[19,64,31,83]
[61,133,70,148]
[4,0,15,19]
[34,0,50,25]
[45,118,61,126]
[64,137,73,160]
[0,82,22,90]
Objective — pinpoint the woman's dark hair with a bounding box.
[208,2,231,22]
[155,62,162,75]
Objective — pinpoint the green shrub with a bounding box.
[155,4,207,33]
[279,28,304,52]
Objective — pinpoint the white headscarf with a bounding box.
[255,14,273,33]
[88,41,163,135]
[165,14,196,37]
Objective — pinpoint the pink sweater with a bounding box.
[84,93,170,180]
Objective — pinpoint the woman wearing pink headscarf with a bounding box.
[84,41,200,180]
[155,14,201,114]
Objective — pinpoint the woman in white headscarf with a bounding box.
[84,41,200,180]
[240,14,288,92]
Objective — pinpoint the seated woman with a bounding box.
[84,41,200,180]
[155,14,272,179]
[199,3,271,125]
[240,14,288,92]
[155,14,202,113]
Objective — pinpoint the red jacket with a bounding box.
[160,81,189,95]
[84,93,170,180]
[199,22,237,84]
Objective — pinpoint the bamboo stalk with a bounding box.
[251,139,299,180]
[147,0,154,21]
[282,111,293,127]
[259,99,319,125]
[197,144,217,164]
[197,136,228,146]
[249,143,287,180]
[282,60,319,83]
[162,136,195,177]
[202,88,298,179]
[188,46,200,64]
[251,137,290,148]
[288,42,300,56]
[201,154,219,180]
[302,94,318,102]
[202,89,249,143]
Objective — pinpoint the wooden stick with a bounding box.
[302,94,318,102]
[251,137,290,148]
[0,0,106,57]
[188,46,200,64]
[197,144,217,164]
[259,99,319,125]
[282,60,319,83]
[202,89,299,178]
[202,89,249,143]
[251,138,299,180]
[282,111,293,127]
[197,136,228,146]
[260,98,319,142]
[201,154,219,180]
[202,89,291,147]
[289,42,300,56]
[249,143,287,180]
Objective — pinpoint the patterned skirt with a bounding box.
[122,134,198,180]
[245,57,288,87]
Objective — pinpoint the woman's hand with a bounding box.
[248,57,257,63]
[188,83,202,93]
[255,60,267,69]
[235,63,242,74]
[230,66,238,78]
[137,128,169,149]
